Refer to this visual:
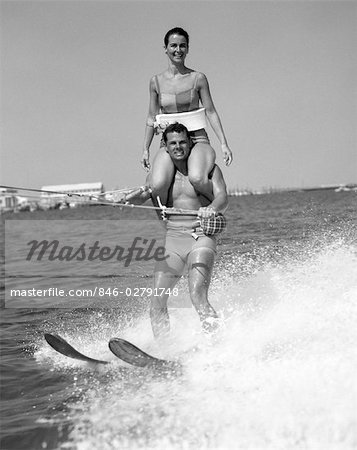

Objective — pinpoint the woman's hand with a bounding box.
[222,144,233,166]
[141,150,151,172]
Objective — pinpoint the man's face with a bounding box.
[165,131,191,161]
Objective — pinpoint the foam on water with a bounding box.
[37,233,357,449]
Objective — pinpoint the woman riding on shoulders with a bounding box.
[141,27,232,204]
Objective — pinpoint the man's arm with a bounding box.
[209,165,229,213]
[121,174,152,205]
[198,165,228,217]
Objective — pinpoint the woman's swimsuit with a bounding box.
[155,73,200,113]
[154,72,210,145]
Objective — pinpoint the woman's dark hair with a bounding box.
[164,27,189,47]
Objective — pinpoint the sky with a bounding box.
[1,0,356,192]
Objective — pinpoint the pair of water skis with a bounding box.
[44,333,181,372]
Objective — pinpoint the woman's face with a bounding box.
[165,34,188,64]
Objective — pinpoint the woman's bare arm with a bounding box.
[141,77,160,171]
[197,73,233,166]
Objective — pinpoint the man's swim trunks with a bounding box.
[164,220,216,265]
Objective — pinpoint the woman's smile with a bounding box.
[166,34,188,63]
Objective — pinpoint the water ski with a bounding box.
[109,338,181,371]
[44,333,109,365]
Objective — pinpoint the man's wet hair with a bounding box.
[162,123,190,143]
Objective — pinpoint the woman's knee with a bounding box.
[188,175,208,189]
[188,163,208,186]
[151,174,172,192]
[188,146,215,187]
[188,171,209,188]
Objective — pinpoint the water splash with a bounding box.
[46,233,357,449]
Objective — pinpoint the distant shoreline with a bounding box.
[228,183,357,196]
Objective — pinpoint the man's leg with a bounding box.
[151,254,185,338]
[187,247,219,332]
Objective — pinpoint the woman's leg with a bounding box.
[187,143,216,199]
[151,146,175,205]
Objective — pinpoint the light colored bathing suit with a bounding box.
[154,72,210,146]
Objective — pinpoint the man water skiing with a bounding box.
[127,123,228,337]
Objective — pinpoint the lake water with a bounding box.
[1,190,356,449]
